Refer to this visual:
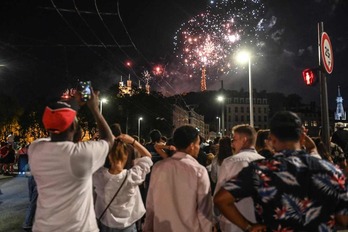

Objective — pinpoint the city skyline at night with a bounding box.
[0,0,347,109]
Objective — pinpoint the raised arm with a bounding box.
[85,88,114,150]
[154,142,176,159]
[300,126,318,155]
[116,134,152,158]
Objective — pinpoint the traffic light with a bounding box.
[302,68,317,86]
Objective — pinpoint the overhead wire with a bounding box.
[114,0,191,110]
[93,0,178,113]
[50,0,124,75]
[72,0,154,105]
[94,0,132,60]
[94,0,143,85]
[2,1,187,121]
[114,0,157,85]
[115,0,150,65]
[72,0,129,75]
[93,1,155,78]
[51,0,147,110]
[39,6,117,16]
[0,38,76,102]
[49,0,157,117]
[53,0,190,116]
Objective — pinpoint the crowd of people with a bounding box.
[3,88,348,232]
[0,141,30,176]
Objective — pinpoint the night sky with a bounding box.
[0,0,347,110]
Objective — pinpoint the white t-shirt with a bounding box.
[214,149,264,232]
[29,138,109,232]
[93,156,153,229]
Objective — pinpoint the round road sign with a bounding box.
[321,32,334,74]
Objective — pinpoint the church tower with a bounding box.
[335,86,346,120]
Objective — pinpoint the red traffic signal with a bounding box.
[302,68,316,86]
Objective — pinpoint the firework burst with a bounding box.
[173,0,267,80]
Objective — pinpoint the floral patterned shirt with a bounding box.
[224,150,348,232]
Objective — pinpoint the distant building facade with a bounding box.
[224,90,269,132]
[293,102,321,136]
[172,104,208,138]
[172,105,189,128]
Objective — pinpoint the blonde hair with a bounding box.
[232,124,256,146]
[109,139,128,164]
[206,153,215,165]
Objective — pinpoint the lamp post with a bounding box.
[217,95,225,136]
[100,98,108,115]
[138,117,143,141]
[237,51,254,127]
[216,116,221,137]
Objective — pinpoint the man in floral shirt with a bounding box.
[214,111,348,232]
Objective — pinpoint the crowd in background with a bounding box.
[2,90,348,232]
[0,141,30,176]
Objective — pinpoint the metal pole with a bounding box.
[318,22,330,151]
[216,117,221,137]
[248,57,254,127]
[138,118,142,141]
[221,103,225,136]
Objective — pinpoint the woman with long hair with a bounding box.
[93,134,152,232]
[210,136,233,191]
[255,129,274,159]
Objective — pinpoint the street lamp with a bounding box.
[216,116,221,137]
[236,51,254,127]
[138,117,143,141]
[217,95,225,136]
[100,98,108,114]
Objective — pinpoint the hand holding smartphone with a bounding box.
[78,81,91,102]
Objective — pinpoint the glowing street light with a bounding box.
[236,51,253,127]
[100,98,108,114]
[217,95,225,136]
[138,117,143,141]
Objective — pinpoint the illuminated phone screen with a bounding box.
[79,81,91,101]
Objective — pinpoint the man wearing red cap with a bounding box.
[28,89,114,232]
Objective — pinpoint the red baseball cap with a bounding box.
[42,100,78,134]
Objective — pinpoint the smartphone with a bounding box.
[78,81,91,102]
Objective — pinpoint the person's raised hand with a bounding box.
[86,87,100,112]
[115,134,134,145]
